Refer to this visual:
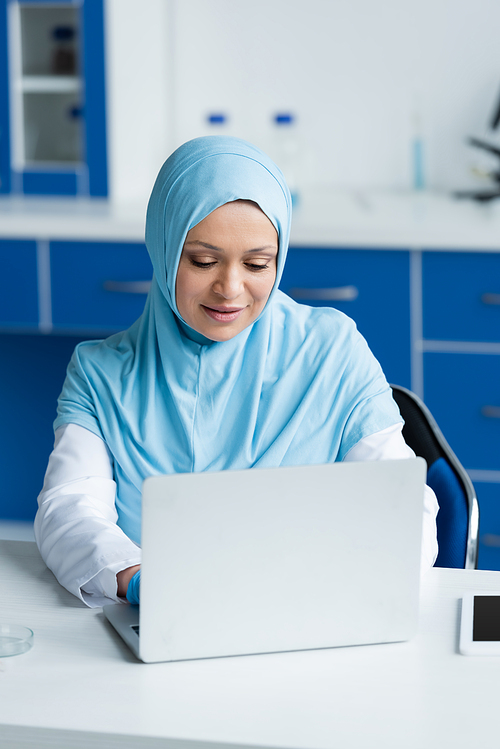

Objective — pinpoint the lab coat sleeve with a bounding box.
[34,423,142,608]
[343,422,439,574]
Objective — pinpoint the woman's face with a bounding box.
[176,200,279,341]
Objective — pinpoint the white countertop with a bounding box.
[1,189,500,250]
[0,195,147,242]
[3,540,500,749]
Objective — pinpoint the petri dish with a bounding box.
[0,624,34,657]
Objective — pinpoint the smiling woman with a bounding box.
[34,136,438,607]
[176,201,278,341]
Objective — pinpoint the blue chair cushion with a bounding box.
[427,457,468,569]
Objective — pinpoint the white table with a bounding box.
[2,540,500,749]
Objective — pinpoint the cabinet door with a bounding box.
[0,239,38,328]
[6,0,107,197]
[475,481,500,571]
[50,240,152,331]
[423,252,500,342]
[424,352,500,471]
[280,248,411,388]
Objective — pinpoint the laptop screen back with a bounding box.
[137,459,425,663]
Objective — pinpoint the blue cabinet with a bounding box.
[421,250,500,570]
[0,239,38,327]
[0,238,152,523]
[474,482,500,572]
[281,248,411,388]
[0,238,152,334]
[50,241,152,331]
[0,0,107,197]
[424,353,500,472]
[423,252,500,342]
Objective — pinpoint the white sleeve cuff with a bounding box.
[343,423,439,573]
[80,558,142,608]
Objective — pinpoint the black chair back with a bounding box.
[391,385,479,569]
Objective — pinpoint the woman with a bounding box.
[35,136,438,607]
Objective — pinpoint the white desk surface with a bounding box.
[2,540,500,749]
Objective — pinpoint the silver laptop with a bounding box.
[104,459,426,663]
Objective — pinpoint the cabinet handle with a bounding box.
[481,293,500,305]
[289,285,359,302]
[103,280,152,294]
[481,534,500,548]
[481,405,500,419]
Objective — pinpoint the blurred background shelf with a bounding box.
[20,76,80,93]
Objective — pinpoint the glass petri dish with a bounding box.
[0,624,34,657]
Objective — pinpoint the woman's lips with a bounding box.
[201,305,246,322]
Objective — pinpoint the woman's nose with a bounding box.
[212,265,244,299]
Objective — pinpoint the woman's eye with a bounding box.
[246,263,269,271]
[190,259,216,268]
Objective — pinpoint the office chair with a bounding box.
[391,384,479,570]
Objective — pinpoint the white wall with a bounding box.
[106,0,500,204]
[105,0,171,204]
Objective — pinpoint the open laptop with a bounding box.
[103,459,426,663]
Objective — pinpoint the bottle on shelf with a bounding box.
[271,113,301,207]
[410,93,425,191]
[51,26,77,76]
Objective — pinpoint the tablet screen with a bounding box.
[473,596,500,641]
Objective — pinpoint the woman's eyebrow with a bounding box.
[184,240,277,253]
[183,240,223,251]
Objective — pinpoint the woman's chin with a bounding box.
[198,324,246,342]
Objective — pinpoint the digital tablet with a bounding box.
[460,593,500,655]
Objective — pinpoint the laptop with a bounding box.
[103,458,426,663]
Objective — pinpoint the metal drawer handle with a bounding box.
[289,285,359,302]
[481,293,500,305]
[103,280,152,294]
[481,534,500,548]
[481,405,500,419]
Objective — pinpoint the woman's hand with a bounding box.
[116,564,141,599]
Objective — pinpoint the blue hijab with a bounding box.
[55,136,401,544]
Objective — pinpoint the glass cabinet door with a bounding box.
[3,0,107,196]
